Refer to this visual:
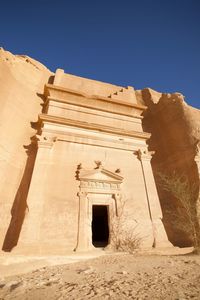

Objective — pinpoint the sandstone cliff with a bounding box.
[0,48,52,250]
[141,89,200,246]
[0,49,199,252]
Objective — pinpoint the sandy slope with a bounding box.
[0,252,200,300]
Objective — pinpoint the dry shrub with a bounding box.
[158,171,200,252]
[110,198,142,253]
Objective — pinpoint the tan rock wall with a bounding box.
[1,48,198,253]
[0,49,52,251]
[141,89,200,246]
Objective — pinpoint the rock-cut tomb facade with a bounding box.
[15,68,172,253]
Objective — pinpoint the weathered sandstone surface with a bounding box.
[0,48,199,253]
[141,89,200,246]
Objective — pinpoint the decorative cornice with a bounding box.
[48,97,144,119]
[39,113,151,140]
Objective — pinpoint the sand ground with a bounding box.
[0,247,200,300]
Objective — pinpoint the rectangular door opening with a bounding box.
[92,205,109,247]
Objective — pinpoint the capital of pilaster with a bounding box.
[77,191,87,198]
[113,192,122,201]
[134,149,155,161]
[36,134,57,149]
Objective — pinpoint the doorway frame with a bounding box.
[75,164,123,251]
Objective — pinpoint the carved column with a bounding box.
[18,134,57,249]
[135,149,172,248]
[75,191,89,251]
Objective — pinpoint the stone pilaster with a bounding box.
[135,149,172,248]
[75,191,89,251]
[113,192,122,217]
[18,135,57,251]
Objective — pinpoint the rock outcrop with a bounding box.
[0,48,52,250]
[0,48,199,252]
[140,89,200,246]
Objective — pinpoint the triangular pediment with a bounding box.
[79,168,123,183]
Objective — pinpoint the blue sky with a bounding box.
[1,0,200,108]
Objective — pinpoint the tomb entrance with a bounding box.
[75,162,123,251]
[92,205,109,247]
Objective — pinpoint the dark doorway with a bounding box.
[92,205,109,247]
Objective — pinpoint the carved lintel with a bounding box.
[134,149,155,161]
[36,134,57,149]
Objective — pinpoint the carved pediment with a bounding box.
[79,168,123,183]
[77,162,123,192]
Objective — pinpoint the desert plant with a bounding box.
[110,198,142,253]
[157,171,200,252]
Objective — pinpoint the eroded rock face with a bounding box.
[141,88,200,246]
[0,48,52,251]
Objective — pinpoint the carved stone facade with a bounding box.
[75,163,123,250]
[1,49,200,255]
[13,69,172,253]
